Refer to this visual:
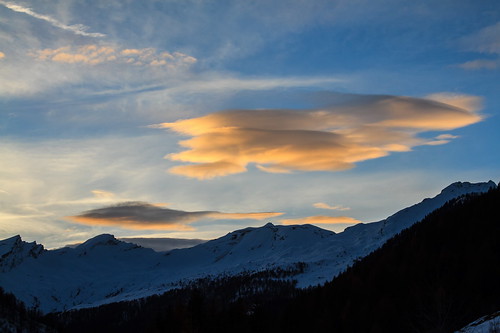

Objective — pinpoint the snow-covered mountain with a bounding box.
[0,181,496,313]
[66,237,207,252]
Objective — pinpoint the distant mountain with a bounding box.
[119,237,206,252]
[0,181,496,313]
[66,237,207,252]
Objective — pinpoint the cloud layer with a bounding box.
[155,93,483,179]
[68,202,283,230]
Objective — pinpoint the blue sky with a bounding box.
[1,0,499,248]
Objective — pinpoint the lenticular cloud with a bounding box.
[155,93,483,179]
[68,202,283,230]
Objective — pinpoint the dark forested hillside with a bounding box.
[44,268,302,333]
[282,187,500,332]
[46,187,500,333]
[0,286,56,332]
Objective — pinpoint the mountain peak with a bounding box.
[76,234,120,250]
[0,235,44,272]
[440,180,496,195]
[0,234,22,245]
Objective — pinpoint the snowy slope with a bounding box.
[303,180,499,285]
[454,311,500,333]
[0,181,496,313]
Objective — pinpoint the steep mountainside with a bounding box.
[277,184,500,333]
[0,181,496,313]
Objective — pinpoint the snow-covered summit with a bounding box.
[76,234,120,249]
[378,180,497,237]
[440,180,496,196]
[184,222,336,269]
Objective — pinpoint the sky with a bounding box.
[0,0,499,248]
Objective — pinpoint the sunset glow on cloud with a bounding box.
[281,215,362,225]
[1,0,498,249]
[29,45,197,68]
[67,202,283,231]
[156,94,483,179]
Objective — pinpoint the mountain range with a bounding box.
[0,180,497,315]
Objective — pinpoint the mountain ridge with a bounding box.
[46,182,500,333]
[0,180,497,313]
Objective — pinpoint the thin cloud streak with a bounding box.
[155,93,483,179]
[0,0,105,37]
[458,59,499,70]
[281,215,362,225]
[457,22,500,71]
[67,202,283,230]
[29,45,197,67]
[313,202,351,211]
[91,190,115,199]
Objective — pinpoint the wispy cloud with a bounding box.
[154,93,483,179]
[281,215,361,225]
[313,202,350,211]
[458,59,499,70]
[459,22,500,54]
[29,45,197,67]
[457,22,500,70]
[0,43,197,97]
[0,0,105,37]
[91,190,115,199]
[67,202,283,230]
[425,133,461,146]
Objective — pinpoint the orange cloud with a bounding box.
[313,202,350,211]
[29,45,197,68]
[67,202,282,230]
[154,93,483,179]
[281,215,361,225]
[0,51,5,59]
